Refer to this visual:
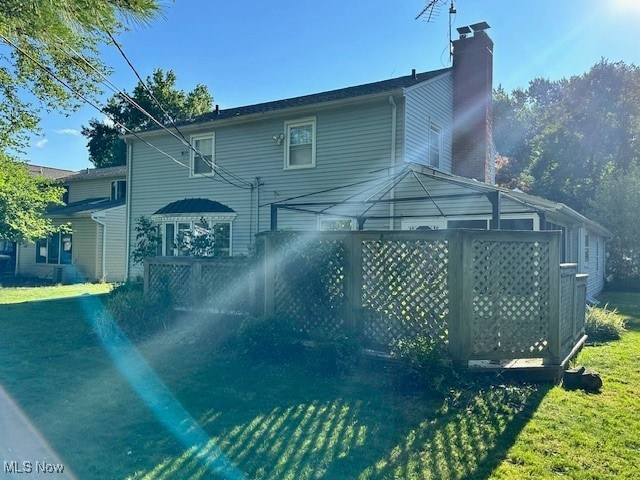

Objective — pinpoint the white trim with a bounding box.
[428,121,442,169]
[189,133,215,178]
[156,215,234,257]
[125,141,132,280]
[284,117,316,170]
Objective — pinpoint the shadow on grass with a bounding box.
[601,292,640,331]
[1,296,552,480]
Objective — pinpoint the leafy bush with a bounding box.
[305,331,361,375]
[389,335,453,392]
[104,282,174,338]
[236,315,303,362]
[585,304,626,342]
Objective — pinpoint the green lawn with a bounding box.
[0,286,638,479]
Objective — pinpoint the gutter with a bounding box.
[388,96,397,230]
[124,141,132,280]
[91,213,107,282]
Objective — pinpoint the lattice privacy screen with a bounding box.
[471,240,551,356]
[273,236,347,335]
[361,239,449,349]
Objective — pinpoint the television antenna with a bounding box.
[415,0,458,61]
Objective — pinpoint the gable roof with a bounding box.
[27,164,76,180]
[62,165,127,183]
[132,68,451,134]
[47,197,125,216]
[153,198,235,215]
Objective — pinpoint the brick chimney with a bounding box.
[452,22,494,184]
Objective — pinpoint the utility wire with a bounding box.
[0,34,221,181]
[105,31,254,189]
[48,33,252,190]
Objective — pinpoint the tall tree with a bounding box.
[0,0,160,151]
[82,69,214,168]
[0,154,64,243]
[493,60,640,213]
[590,164,640,288]
[0,1,160,241]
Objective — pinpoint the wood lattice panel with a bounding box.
[560,274,574,346]
[148,263,191,306]
[361,239,449,348]
[471,240,551,356]
[273,238,346,335]
[200,262,256,313]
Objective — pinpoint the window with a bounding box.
[285,118,316,169]
[585,233,590,264]
[190,134,215,176]
[162,218,231,257]
[429,123,441,169]
[318,217,356,231]
[111,180,126,200]
[35,233,72,265]
[447,219,488,229]
[62,186,69,204]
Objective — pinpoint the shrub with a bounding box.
[585,304,626,342]
[305,331,361,375]
[389,335,453,392]
[236,315,303,362]
[104,282,174,338]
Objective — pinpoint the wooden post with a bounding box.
[345,232,363,333]
[447,231,468,367]
[547,233,561,365]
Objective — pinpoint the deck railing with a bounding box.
[145,229,588,367]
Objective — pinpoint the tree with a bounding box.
[0,0,160,151]
[493,60,640,213]
[589,165,640,289]
[0,153,65,243]
[82,69,214,168]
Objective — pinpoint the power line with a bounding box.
[0,34,220,181]
[105,31,254,189]
[49,34,252,190]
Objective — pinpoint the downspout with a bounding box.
[124,140,132,280]
[388,96,397,230]
[92,214,107,282]
[14,242,20,276]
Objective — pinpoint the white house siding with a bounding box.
[17,217,96,282]
[101,205,127,282]
[69,216,98,281]
[586,229,605,298]
[127,97,404,278]
[67,177,124,203]
[404,73,453,172]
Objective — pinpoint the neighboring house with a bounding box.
[16,166,127,283]
[1,164,75,275]
[123,23,610,296]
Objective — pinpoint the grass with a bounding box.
[0,287,638,479]
[0,278,112,303]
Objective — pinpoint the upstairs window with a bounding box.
[429,122,441,169]
[190,134,215,177]
[111,180,126,200]
[285,118,316,169]
[62,186,69,204]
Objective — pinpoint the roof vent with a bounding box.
[411,68,417,79]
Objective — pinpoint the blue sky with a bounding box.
[23,0,640,171]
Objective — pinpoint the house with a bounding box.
[123,23,610,297]
[16,166,127,283]
[1,164,75,275]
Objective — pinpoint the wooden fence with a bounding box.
[145,229,588,368]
